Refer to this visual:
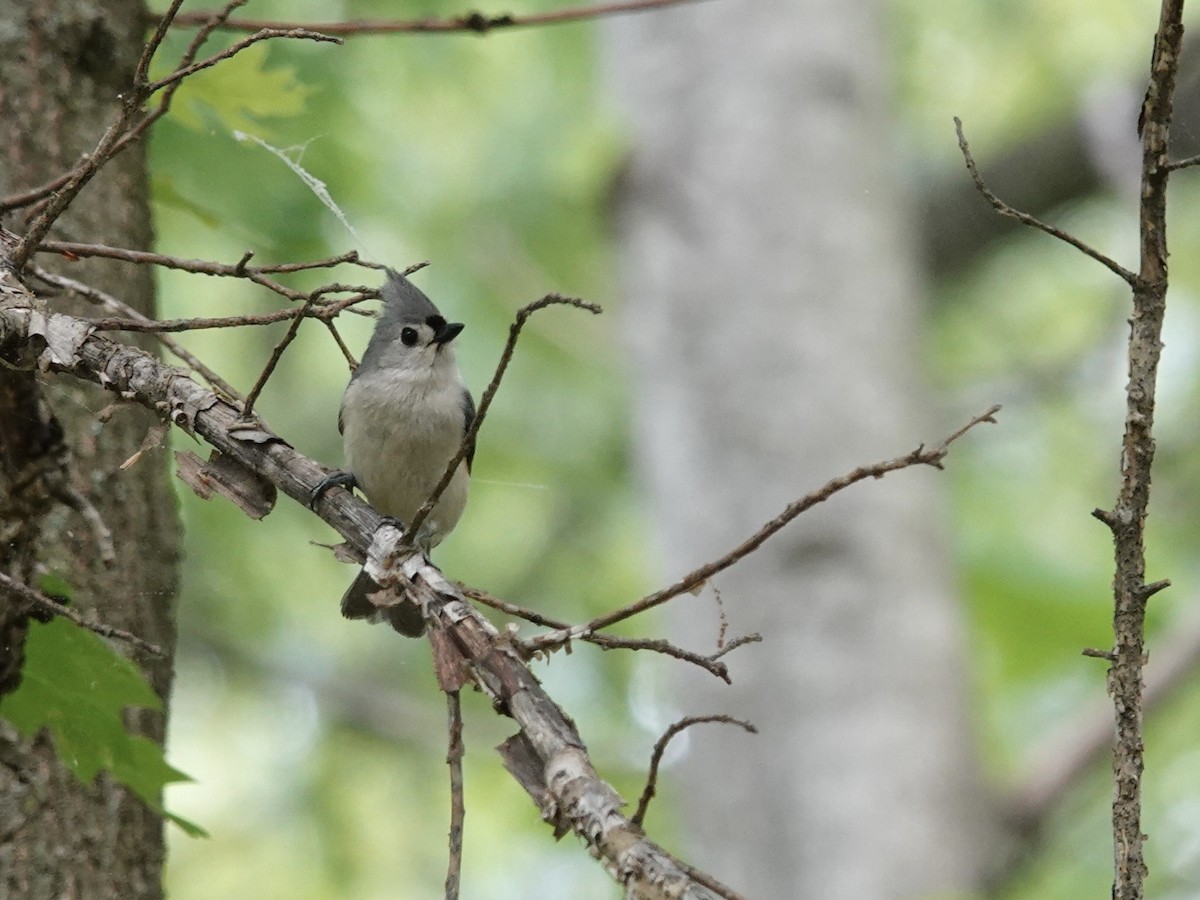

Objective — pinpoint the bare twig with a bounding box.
[7,4,339,271]
[711,633,762,662]
[445,691,465,900]
[1166,152,1200,171]
[953,117,1136,285]
[169,0,706,35]
[38,241,366,303]
[404,294,602,544]
[12,117,141,270]
[0,172,73,214]
[135,0,186,83]
[8,0,187,269]
[461,585,749,681]
[40,240,363,276]
[86,307,335,333]
[0,302,733,896]
[531,405,1001,641]
[1010,606,1200,836]
[0,571,163,659]
[712,583,729,648]
[0,0,238,216]
[323,319,358,369]
[238,297,317,420]
[1101,3,1184,897]
[29,265,245,401]
[50,481,116,568]
[632,715,757,828]
[146,28,341,94]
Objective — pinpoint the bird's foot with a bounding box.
[309,470,358,509]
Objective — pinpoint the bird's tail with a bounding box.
[341,568,425,637]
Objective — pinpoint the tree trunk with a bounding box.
[605,2,996,896]
[0,2,180,897]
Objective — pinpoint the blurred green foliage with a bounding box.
[151,1,649,897]
[128,0,1200,897]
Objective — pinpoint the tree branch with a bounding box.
[167,0,707,36]
[463,584,756,682]
[953,117,1136,284]
[999,604,1200,885]
[445,690,465,900]
[1100,3,1184,896]
[524,404,1002,650]
[632,715,757,829]
[0,298,732,899]
[0,571,163,659]
[404,294,601,545]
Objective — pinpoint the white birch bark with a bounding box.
[605,2,995,895]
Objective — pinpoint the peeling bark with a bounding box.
[0,294,736,898]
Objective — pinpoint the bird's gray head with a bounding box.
[356,269,465,375]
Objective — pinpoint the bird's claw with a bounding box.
[309,470,358,510]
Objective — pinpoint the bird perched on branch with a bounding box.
[313,268,474,636]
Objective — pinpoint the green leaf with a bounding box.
[37,571,73,600]
[0,618,204,836]
[164,42,314,134]
[152,176,224,229]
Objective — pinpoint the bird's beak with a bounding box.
[433,321,465,346]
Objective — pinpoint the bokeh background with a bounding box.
[140,0,1200,896]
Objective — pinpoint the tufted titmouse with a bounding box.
[315,268,474,636]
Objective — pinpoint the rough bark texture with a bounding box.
[1106,4,1183,896]
[605,1,995,896]
[0,2,180,898]
[0,299,735,898]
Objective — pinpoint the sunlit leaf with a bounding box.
[164,43,314,134]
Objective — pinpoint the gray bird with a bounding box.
[315,269,474,636]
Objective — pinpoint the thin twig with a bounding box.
[86,306,339,333]
[8,0,189,269]
[538,405,1001,639]
[461,585,747,681]
[8,3,340,272]
[12,116,141,270]
[445,691,465,900]
[404,294,602,544]
[1009,604,1200,840]
[953,117,1136,285]
[29,266,245,401]
[37,240,365,302]
[146,28,342,94]
[0,302,736,896]
[0,0,225,216]
[0,172,73,214]
[169,0,706,35]
[239,296,317,420]
[41,240,362,274]
[323,320,358,369]
[1167,152,1200,171]
[0,571,164,658]
[50,482,116,568]
[176,0,250,73]
[711,633,762,661]
[632,715,757,828]
[712,583,729,648]
[135,0,186,83]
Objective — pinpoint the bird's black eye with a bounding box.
[400,327,419,347]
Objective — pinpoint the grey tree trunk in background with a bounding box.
[605,2,995,896]
[0,2,180,897]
